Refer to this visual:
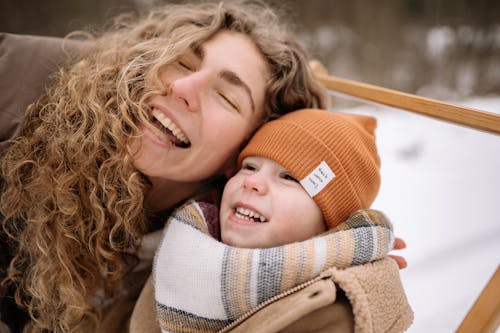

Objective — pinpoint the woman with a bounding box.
[0,1,326,332]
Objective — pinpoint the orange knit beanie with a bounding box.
[238,109,381,229]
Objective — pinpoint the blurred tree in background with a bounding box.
[1,0,499,98]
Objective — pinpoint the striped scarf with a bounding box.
[154,199,394,333]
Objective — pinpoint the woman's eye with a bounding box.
[177,61,192,71]
[283,173,299,183]
[218,92,239,111]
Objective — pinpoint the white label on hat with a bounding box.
[300,161,335,197]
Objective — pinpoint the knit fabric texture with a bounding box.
[153,199,394,333]
[239,109,381,229]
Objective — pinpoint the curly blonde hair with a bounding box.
[1,1,327,332]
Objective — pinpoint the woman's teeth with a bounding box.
[152,109,190,145]
[235,207,268,223]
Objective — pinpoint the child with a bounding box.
[154,108,392,332]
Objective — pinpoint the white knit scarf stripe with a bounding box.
[154,200,394,333]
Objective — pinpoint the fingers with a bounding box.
[390,238,408,269]
[393,237,407,250]
[389,254,408,270]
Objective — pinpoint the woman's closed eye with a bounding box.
[217,91,239,111]
[177,60,193,71]
[176,52,199,71]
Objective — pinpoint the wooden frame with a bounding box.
[456,266,500,333]
[310,60,500,135]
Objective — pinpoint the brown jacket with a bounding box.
[0,33,82,154]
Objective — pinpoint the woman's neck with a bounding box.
[144,176,227,213]
[143,177,210,213]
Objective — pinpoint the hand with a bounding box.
[389,237,407,270]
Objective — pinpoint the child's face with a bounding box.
[220,156,326,248]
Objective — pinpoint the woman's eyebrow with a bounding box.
[192,44,203,59]
[219,70,255,113]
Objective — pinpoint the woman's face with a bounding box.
[133,31,269,183]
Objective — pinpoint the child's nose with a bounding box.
[243,172,268,195]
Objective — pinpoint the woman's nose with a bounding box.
[169,71,207,111]
[243,172,268,195]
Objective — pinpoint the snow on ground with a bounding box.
[337,96,500,332]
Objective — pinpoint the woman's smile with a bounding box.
[151,108,190,147]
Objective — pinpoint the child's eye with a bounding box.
[242,163,256,172]
[282,173,299,183]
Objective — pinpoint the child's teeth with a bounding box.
[235,207,267,223]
